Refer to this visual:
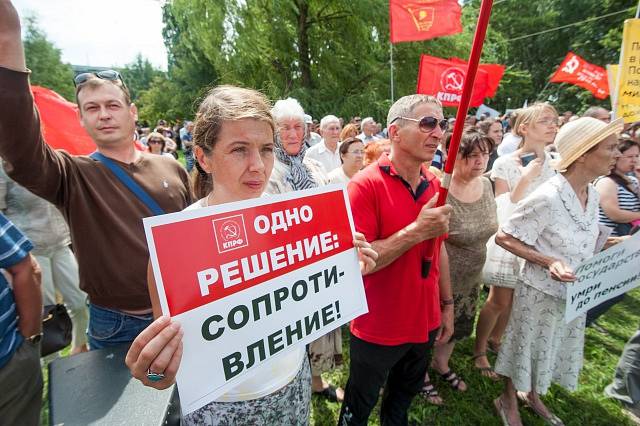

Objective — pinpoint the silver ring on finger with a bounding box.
[146,368,166,382]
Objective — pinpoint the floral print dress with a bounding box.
[494,174,600,394]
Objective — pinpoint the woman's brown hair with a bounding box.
[192,85,275,199]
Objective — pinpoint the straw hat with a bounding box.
[552,116,624,171]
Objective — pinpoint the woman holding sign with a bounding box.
[125,86,376,424]
[492,117,623,426]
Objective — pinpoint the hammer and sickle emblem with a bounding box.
[562,56,580,74]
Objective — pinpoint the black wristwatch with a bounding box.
[440,298,454,307]
[26,333,42,344]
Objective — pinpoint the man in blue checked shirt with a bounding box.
[0,213,43,426]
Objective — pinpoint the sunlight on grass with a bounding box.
[39,289,640,425]
[310,289,640,426]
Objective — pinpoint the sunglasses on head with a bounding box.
[73,70,127,87]
[392,116,448,132]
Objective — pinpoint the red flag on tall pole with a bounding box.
[422,0,494,276]
[416,55,504,107]
[389,0,462,43]
[550,52,609,99]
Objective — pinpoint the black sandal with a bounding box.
[440,370,466,391]
[419,381,443,405]
[313,385,339,403]
[471,352,499,381]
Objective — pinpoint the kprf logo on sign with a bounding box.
[212,214,248,253]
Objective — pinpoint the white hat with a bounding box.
[553,117,624,171]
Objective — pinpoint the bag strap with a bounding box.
[90,152,165,216]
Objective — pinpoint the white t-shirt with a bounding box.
[185,198,305,401]
[328,167,350,184]
[357,132,380,145]
[497,132,522,156]
[305,140,341,173]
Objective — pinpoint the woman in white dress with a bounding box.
[328,137,365,184]
[493,117,624,426]
[474,103,559,374]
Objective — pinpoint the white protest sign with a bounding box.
[144,186,368,415]
[565,232,640,323]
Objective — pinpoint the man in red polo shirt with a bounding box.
[338,94,454,425]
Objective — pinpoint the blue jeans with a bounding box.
[185,151,194,173]
[87,304,153,350]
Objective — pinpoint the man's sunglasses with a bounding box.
[392,116,448,132]
[73,70,127,87]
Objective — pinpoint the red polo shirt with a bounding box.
[348,153,444,346]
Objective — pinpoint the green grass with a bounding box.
[310,289,640,426]
[39,290,640,425]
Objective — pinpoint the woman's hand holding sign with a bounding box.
[354,232,378,276]
[125,316,184,390]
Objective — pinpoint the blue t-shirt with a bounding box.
[0,214,33,368]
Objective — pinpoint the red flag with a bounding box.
[450,57,506,98]
[416,55,493,107]
[31,86,97,155]
[550,52,609,99]
[390,0,462,43]
[31,85,145,154]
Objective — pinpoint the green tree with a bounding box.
[485,0,636,113]
[22,16,75,101]
[160,0,474,122]
[119,54,164,102]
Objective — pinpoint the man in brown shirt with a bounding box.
[0,0,193,349]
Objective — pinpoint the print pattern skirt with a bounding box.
[494,283,586,394]
[183,357,311,425]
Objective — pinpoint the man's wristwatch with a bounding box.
[26,333,43,344]
[440,298,454,308]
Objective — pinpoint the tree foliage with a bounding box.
[22,16,75,101]
[485,0,636,113]
[136,0,636,122]
[118,54,164,102]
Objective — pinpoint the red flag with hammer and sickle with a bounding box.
[550,52,609,99]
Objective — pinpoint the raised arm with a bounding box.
[0,0,26,71]
[0,0,67,205]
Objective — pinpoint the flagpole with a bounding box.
[390,42,395,103]
[536,80,552,101]
[636,0,639,18]
[422,0,495,277]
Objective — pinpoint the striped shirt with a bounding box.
[0,213,33,368]
[598,175,640,236]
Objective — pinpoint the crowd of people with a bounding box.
[2,1,640,425]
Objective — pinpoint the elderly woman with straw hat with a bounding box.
[492,117,624,426]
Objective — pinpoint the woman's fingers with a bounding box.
[143,332,184,390]
[359,246,378,260]
[148,326,184,376]
[162,340,184,383]
[126,316,170,371]
[127,318,182,381]
[549,261,576,282]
